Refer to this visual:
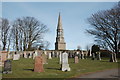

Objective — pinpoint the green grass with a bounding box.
[2,57,119,79]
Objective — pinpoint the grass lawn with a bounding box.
[2,57,119,79]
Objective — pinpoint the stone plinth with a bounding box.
[34,56,44,72]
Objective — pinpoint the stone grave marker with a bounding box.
[52,51,55,57]
[56,52,59,58]
[0,51,8,66]
[13,53,20,60]
[59,52,62,64]
[96,52,101,60]
[81,51,84,59]
[48,53,52,59]
[3,60,12,74]
[24,52,27,58]
[74,56,79,63]
[92,53,95,60]
[34,56,44,72]
[42,53,47,64]
[61,52,70,71]
[7,52,13,59]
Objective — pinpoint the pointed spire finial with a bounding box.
[57,12,62,29]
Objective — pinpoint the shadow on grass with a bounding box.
[23,69,34,71]
[100,61,109,62]
[46,68,60,70]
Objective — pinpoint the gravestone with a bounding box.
[92,53,95,60]
[48,53,52,59]
[61,52,71,71]
[56,52,59,58]
[81,51,84,59]
[34,56,44,72]
[3,60,12,74]
[0,51,8,66]
[96,52,101,60]
[13,53,20,60]
[29,52,33,58]
[24,52,27,58]
[52,51,55,57]
[33,53,36,59]
[89,47,92,56]
[33,50,38,59]
[44,51,47,55]
[7,52,13,59]
[42,54,47,64]
[59,52,62,64]
[74,56,79,63]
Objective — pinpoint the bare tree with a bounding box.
[12,17,48,51]
[43,41,50,50]
[86,3,120,62]
[0,18,10,50]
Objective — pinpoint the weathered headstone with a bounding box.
[74,56,79,63]
[0,51,8,66]
[3,60,12,74]
[92,53,95,60]
[42,53,47,64]
[59,52,62,64]
[34,56,44,72]
[44,51,47,55]
[52,51,55,57]
[13,53,20,60]
[48,53,52,59]
[33,50,38,59]
[7,52,13,59]
[61,52,71,71]
[56,52,59,58]
[89,47,92,56]
[81,51,84,59]
[33,53,36,59]
[24,52,27,58]
[96,52,101,60]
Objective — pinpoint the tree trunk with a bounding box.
[3,42,6,50]
[113,53,117,62]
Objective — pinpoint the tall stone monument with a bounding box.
[55,13,66,50]
[61,52,70,71]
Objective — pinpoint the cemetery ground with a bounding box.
[2,57,119,79]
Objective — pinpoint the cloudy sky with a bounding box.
[2,1,118,50]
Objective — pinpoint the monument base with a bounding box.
[61,64,71,71]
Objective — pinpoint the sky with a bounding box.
[1,2,118,50]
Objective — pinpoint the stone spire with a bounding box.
[57,12,62,29]
[55,13,66,50]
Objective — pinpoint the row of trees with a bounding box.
[0,17,50,51]
[87,2,120,62]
